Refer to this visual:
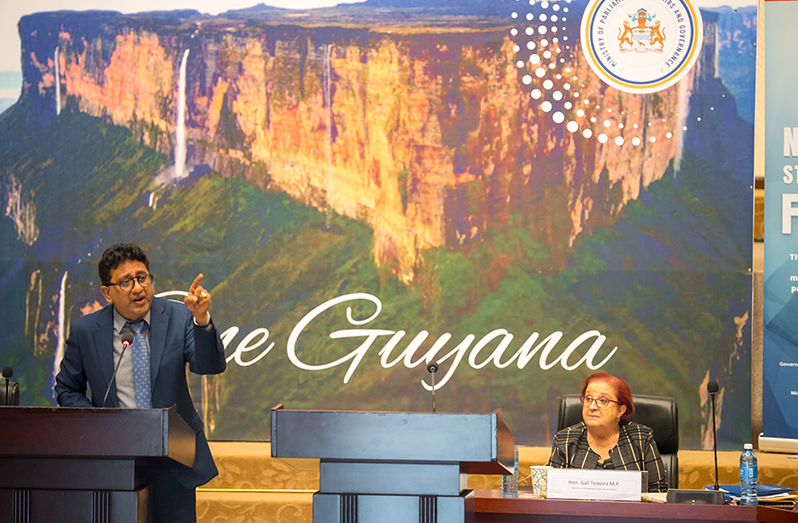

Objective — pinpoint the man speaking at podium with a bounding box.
[55,243,227,523]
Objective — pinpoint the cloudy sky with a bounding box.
[1,0,361,72]
[1,0,756,73]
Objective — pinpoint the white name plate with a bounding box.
[547,469,643,501]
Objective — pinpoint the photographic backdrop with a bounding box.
[0,0,755,448]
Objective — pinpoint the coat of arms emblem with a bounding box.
[581,0,702,93]
[619,8,666,53]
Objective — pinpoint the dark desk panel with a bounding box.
[0,406,195,523]
[474,489,798,523]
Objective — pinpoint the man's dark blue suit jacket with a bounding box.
[55,296,227,488]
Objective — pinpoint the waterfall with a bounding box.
[54,47,61,115]
[713,28,720,78]
[3,172,39,245]
[323,44,332,148]
[175,49,190,179]
[323,44,334,229]
[673,78,691,177]
[52,271,69,385]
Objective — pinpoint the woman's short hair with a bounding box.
[581,372,635,420]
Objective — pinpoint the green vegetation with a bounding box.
[0,107,751,447]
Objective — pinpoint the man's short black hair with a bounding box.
[99,244,149,285]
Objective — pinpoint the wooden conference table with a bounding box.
[474,489,798,523]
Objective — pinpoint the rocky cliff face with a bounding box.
[17,9,714,282]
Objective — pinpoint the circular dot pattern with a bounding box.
[508,0,685,148]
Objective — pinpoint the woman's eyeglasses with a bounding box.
[580,395,621,409]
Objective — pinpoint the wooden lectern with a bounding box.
[0,406,196,523]
[271,405,515,523]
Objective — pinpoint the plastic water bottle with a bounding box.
[501,445,519,498]
[739,443,758,506]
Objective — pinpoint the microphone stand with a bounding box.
[427,363,438,413]
[708,381,720,490]
[103,342,132,407]
[103,345,129,408]
[103,328,135,407]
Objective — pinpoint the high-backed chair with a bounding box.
[0,381,19,406]
[556,393,679,489]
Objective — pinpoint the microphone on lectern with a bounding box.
[121,329,135,348]
[427,363,438,413]
[707,381,720,491]
[102,328,135,407]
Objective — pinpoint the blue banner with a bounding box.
[763,0,798,441]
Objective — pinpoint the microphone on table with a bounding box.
[102,327,135,407]
[666,382,725,504]
[3,367,12,406]
[708,381,720,491]
[427,362,438,413]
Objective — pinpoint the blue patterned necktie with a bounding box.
[125,320,152,409]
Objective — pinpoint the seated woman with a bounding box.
[546,372,668,493]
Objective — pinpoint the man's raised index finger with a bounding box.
[190,273,204,292]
